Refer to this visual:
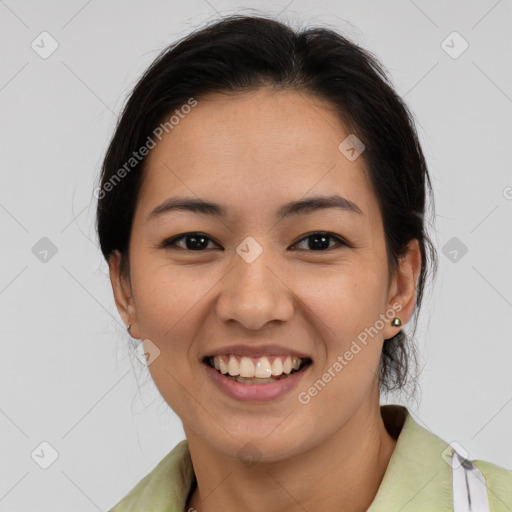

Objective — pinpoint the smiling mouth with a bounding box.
[203,354,313,384]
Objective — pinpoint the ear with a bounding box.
[109,250,138,338]
[382,238,422,340]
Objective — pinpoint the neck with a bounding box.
[185,400,398,512]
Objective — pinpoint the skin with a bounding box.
[109,88,422,512]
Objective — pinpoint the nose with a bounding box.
[216,249,294,330]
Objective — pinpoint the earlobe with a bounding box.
[108,250,135,330]
[384,239,422,338]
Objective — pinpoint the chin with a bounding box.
[204,426,308,465]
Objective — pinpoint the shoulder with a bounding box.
[370,405,512,511]
[473,458,512,510]
[108,439,195,512]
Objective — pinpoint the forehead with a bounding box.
[136,88,378,224]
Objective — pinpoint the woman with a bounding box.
[96,14,512,512]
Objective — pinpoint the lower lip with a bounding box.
[203,362,311,402]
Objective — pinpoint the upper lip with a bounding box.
[203,344,312,360]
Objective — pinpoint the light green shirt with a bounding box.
[109,405,512,511]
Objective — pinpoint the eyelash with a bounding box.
[160,231,351,252]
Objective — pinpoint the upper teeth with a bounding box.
[212,355,302,378]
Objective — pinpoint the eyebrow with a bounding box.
[147,194,363,222]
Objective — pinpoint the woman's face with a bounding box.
[110,88,419,461]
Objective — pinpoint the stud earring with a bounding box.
[127,323,132,335]
[391,317,402,327]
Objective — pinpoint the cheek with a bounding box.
[131,257,210,334]
[306,263,387,338]
[302,266,387,401]
[303,273,385,410]
[135,267,208,411]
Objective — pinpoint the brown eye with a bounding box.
[291,232,349,251]
[162,233,221,251]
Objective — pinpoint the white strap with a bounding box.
[451,450,491,512]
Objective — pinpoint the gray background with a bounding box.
[1,1,511,510]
